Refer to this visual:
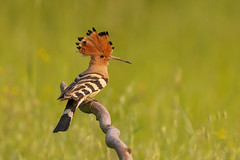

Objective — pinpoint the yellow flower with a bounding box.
[2,85,9,94]
[11,86,19,95]
[217,128,228,140]
[37,48,51,63]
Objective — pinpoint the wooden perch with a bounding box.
[60,81,133,160]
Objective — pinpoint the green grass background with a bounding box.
[0,0,240,159]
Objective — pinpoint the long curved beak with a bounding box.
[110,56,132,64]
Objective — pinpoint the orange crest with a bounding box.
[76,27,114,58]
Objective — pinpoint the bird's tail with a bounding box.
[53,99,77,133]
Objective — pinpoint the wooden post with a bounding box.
[60,81,133,160]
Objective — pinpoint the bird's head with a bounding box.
[76,27,131,66]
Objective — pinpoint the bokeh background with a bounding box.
[0,0,240,159]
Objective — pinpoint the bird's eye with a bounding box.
[100,55,104,58]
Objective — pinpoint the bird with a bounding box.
[53,27,131,133]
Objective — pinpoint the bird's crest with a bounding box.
[76,27,114,58]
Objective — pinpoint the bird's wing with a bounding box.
[58,72,108,101]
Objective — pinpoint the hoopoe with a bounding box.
[53,27,131,133]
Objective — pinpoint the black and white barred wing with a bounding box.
[53,73,108,133]
[58,73,108,102]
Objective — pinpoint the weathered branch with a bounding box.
[60,81,133,160]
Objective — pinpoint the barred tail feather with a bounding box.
[53,99,77,133]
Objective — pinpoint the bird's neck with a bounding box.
[82,61,109,78]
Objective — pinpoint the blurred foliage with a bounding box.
[0,0,240,159]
